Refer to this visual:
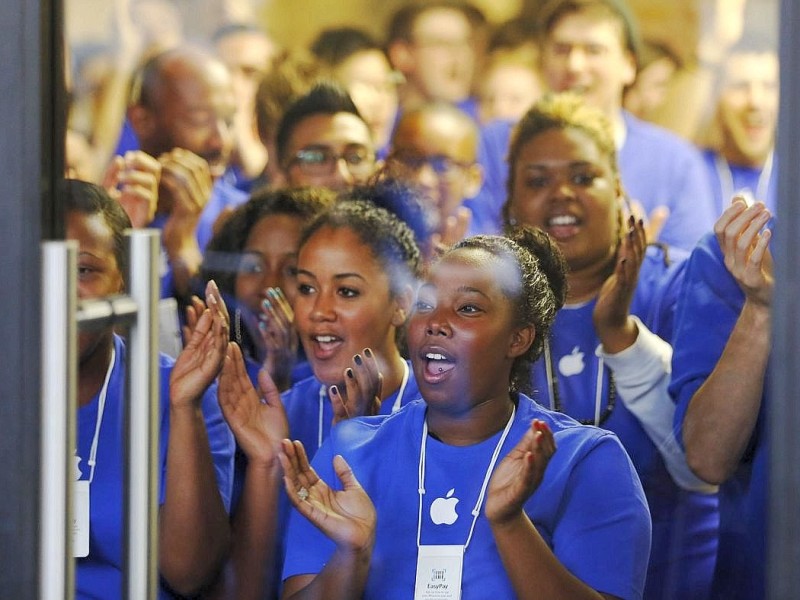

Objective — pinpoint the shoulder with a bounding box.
[516,395,611,446]
[332,398,425,452]
[282,374,322,403]
[623,111,701,155]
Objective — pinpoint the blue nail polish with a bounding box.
[330,385,338,395]
[354,354,362,365]
[346,368,354,379]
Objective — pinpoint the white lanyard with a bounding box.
[544,341,612,427]
[391,361,410,413]
[316,361,411,450]
[416,405,516,551]
[714,151,773,209]
[78,346,115,484]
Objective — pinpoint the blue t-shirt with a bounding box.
[669,232,769,600]
[283,395,651,600]
[194,175,249,251]
[529,246,719,599]
[476,112,717,251]
[617,112,716,251]
[281,361,421,459]
[701,148,777,216]
[74,335,235,599]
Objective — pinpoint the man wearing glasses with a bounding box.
[275,82,377,191]
[387,102,485,246]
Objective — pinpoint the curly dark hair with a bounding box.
[201,186,336,294]
[299,198,422,297]
[447,226,568,395]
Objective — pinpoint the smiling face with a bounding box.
[138,54,237,178]
[293,225,405,387]
[718,51,779,167]
[234,212,304,313]
[541,10,636,116]
[408,247,531,414]
[507,126,620,272]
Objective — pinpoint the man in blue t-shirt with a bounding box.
[127,45,247,299]
[478,0,716,251]
[670,198,773,599]
[385,1,486,122]
[700,37,778,215]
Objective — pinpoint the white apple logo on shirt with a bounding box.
[430,488,459,525]
[558,346,585,377]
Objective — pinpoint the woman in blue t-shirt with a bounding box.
[280,227,652,599]
[207,196,424,599]
[65,179,234,599]
[502,93,719,599]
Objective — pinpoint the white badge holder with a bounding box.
[414,544,464,600]
[73,480,90,558]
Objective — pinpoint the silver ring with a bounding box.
[297,487,309,501]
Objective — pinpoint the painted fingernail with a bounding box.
[330,384,339,396]
[263,299,272,310]
[267,287,277,297]
[346,368,354,379]
[259,321,267,332]
[364,348,373,358]
[354,354,362,366]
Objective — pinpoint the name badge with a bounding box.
[414,544,464,600]
[73,480,90,558]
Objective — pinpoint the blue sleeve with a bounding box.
[281,440,339,580]
[157,369,235,513]
[669,234,745,448]
[546,433,652,600]
[658,145,716,252]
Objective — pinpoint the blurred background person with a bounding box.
[700,35,778,215]
[623,39,682,123]
[311,26,401,159]
[212,22,279,192]
[386,0,487,119]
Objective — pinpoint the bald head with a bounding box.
[129,46,237,175]
[389,103,482,224]
[393,102,479,163]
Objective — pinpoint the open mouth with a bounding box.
[309,334,344,359]
[546,214,580,240]
[422,351,456,382]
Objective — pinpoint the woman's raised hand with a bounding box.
[280,440,376,553]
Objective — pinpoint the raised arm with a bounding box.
[160,280,231,595]
[485,421,617,600]
[206,341,289,600]
[158,148,213,299]
[683,199,772,484]
[594,216,714,492]
[280,441,376,600]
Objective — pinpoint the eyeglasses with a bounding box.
[387,152,473,182]
[287,145,376,179]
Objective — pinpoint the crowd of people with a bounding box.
[63,0,779,598]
